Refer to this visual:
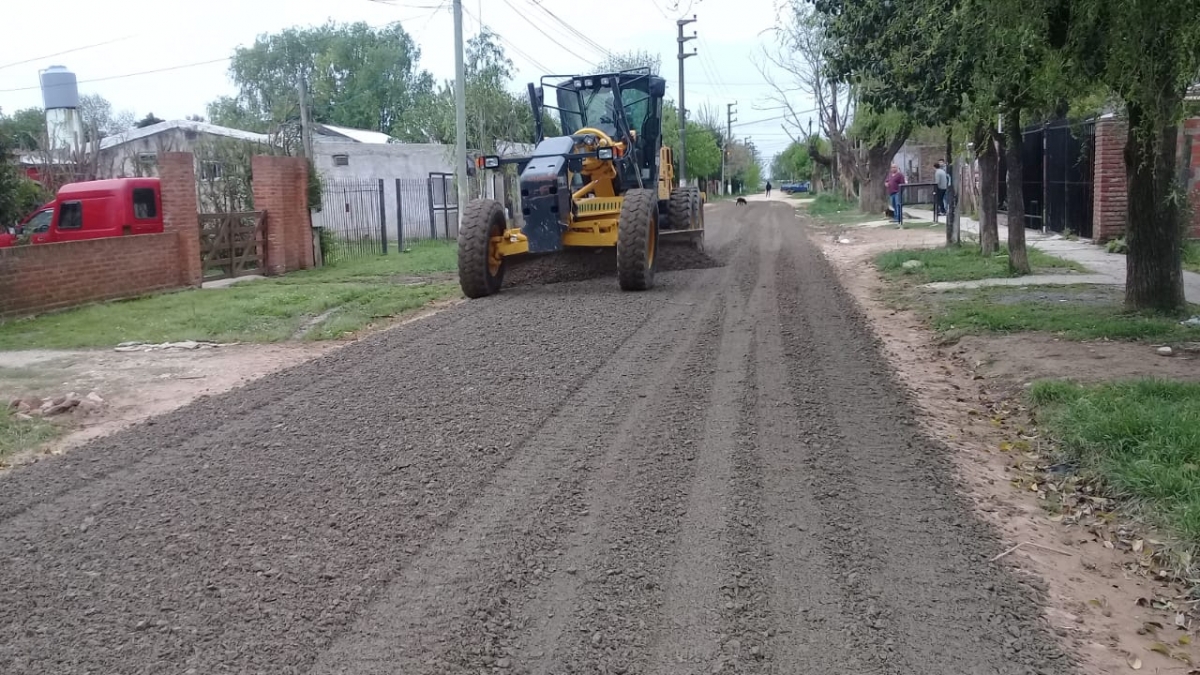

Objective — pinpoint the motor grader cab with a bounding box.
[457,67,704,298]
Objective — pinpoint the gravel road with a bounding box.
[0,202,1074,675]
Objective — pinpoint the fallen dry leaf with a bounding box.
[1180,635,1192,646]
[1127,656,1142,670]
[1133,539,1145,553]
[1149,642,1172,656]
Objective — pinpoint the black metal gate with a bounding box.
[427,172,458,240]
[999,118,1096,237]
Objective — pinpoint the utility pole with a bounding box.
[298,79,314,160]
[676,15,697,189]
[723,101,736,196]
[453,0,468,228]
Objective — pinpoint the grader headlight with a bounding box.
[596,147,615,160]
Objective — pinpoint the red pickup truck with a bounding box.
[0,178,164,248]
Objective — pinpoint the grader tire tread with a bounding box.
[457,198,506,299]
[668,188,693,231]
[617,188,658,291]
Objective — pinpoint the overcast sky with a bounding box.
[0,0,811,161]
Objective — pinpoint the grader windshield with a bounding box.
[540,68,664,185]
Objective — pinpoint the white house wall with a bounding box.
[313,142,460,244]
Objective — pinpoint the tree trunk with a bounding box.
[860,147,890,215]
[1004,108,1031,275]
[978,130,1000,256]
[1124,102,1186,312]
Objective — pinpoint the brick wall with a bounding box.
[1092,116,1200,242]
[0,234,182,318]
[1092,117,1128,242]
[0,152,203,319]
[159,152,203,286]
[252,155,313,274]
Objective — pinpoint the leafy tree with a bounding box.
[214,21,440,142]
[1062,0,1200,311]
[0,133,48,229]
[135,113,165,128]
[663,101,722,182]
[423,28,541,152]
[0,107,47,151]
[771,141,814,182]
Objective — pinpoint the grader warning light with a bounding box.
[456,67,705,299]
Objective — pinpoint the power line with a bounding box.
[0,57,232,94]
[0,35,138,72]
[523,0,614,62]
[461,4,552,73]
[496,0,598,68]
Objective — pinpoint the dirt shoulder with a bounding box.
[813,222,1200,674]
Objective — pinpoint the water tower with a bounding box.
[40,65,85,153]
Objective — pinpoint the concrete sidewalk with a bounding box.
[904,207,1200,304]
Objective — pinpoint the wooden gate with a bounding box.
[199,212,266,280]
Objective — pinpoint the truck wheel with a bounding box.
[458,198,507,298]
[688,187,705,249]
[617,188,658,291]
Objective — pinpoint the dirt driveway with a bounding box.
[0,202,1071,674]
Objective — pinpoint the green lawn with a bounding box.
[804,193,883,226]
[0,408,60,465]
[1184,240,1200,275]
[1030,380,1200,545]
[929,285,1200,341]
[0,241,460,350]
[875,245,1088,284]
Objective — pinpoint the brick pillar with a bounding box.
[1185,118,1200,239]
[252,155,313,275]
[1091,118,1129,242]
[159,152,203,287]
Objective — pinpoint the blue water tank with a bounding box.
[40,65,80,110]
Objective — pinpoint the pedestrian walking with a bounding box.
[886,165,905,226]
[765,181,772,197]
[933,160,949,222]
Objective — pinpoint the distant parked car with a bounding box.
[780,181,810,194]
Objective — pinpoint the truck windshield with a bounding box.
[26,210,52,233]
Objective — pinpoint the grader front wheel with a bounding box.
[617,188,659,291]
[457,198,508,298]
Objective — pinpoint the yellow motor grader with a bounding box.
[457,68,704,298]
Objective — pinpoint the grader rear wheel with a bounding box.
[457,198,507,298]
[617,188,659,291]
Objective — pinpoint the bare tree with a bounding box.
[757,0,855,198]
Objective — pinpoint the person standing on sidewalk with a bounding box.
[934,160,949,221]
[886,165,906,226]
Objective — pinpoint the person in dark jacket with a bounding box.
[886,164,906,226]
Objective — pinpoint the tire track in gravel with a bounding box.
[304,255,736,674]
[0,276,714,675]
[642,215,762,675]
[767,206,1074,675]
[516,228,761,675]
[742,217,891,674]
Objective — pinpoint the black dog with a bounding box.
[735,197,747,206]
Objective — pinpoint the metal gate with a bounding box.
[427,172,458,240]
[999,118,1096,237]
